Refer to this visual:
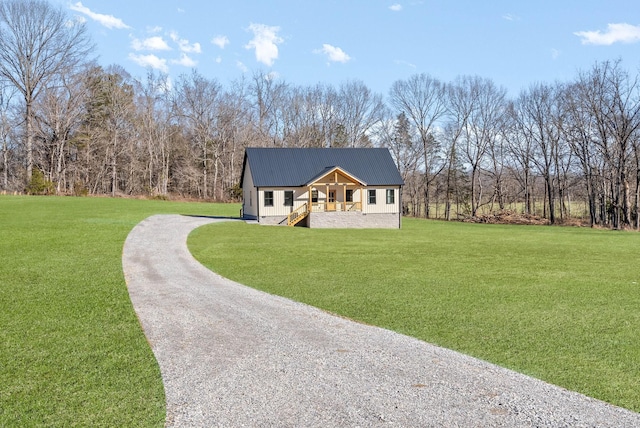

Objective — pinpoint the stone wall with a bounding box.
[258,215,289,226]
[257,212,400,228]
[308,212,400,229]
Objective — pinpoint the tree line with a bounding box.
[2,0,640,229]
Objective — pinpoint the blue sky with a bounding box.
[57,0,640,97]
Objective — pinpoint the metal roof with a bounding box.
[241,147,404,187]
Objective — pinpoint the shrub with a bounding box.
[73,181,89,197]
[25,169,55,195]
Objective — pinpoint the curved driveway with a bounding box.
[123,214,640,427]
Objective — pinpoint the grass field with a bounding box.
[2,196,639,424]
[189,218,640,413]
[0,196,239,427]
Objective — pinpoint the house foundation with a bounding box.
[308,212,399,229]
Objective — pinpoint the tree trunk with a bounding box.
[26,98,33,183]
[622,170,631,226]
[546,176,555,224]
[470,166,479,217]
[202,145,208,199]
[56,140,65,193]
[2,136,8,189]
[111,130,118,197]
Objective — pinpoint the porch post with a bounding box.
[343,185,346,212]
[326,184,329,210]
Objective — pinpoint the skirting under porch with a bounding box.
[252,212,400,229]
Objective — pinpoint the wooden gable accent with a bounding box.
[306,166,366,187]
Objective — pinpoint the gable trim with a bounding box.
[305,166,367,187]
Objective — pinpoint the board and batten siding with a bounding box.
[241,165,258,218]
[258,188,308,217]
[255,186,401,216]
[362,187,401,214]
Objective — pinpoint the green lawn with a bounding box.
[3,196,639,424]
[0,195,239,427]
[189,219,640,413]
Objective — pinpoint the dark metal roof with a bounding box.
[241,147,404,187]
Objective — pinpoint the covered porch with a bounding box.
[307,166,366,212]
[287,166,367,226]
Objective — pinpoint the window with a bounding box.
[264,191,273,207]
[284,190,294,206]
[368,189,376,204]
[311,189,318,203]
[346,189,353,202]
[386,189,395,204]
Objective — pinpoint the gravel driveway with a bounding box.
[122,214,640,427]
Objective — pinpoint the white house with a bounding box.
[240,147,404,228]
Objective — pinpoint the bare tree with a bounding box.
[0,80,15,190]
[567,61,640,228]
[174,70,221,199]
[334,80,384,147]
[376,109,422,215]
[0,0,92,184]
[34,69,89,193]
[250,71,288,146]
[389,73,447,217]
[563,82,601,226]
[75,65,136,196]
[134,70,174,196]
[504,100,536,214]
[449,76,507,217]
[512,83,565,223]
[441,121,470,220]
[215,84,253,200]
[280,85,326,148]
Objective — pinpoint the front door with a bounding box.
[327,189,336,211]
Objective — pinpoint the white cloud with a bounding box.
[245,23,283,66]
[212,35,230,49]
[171,53,197,67]
[131,36,171,51]
[551,48,561,60]
[314,44,351,63]
[128,53,168,72]
[502,13,519,21]
[69,2,130,29]
[389,4,402,12]
[147,26,163,34]
[236,61,249,73]
[215,56,222,64]
[169,31,202,53]
[575,23,640,45]
[394,59,416,69]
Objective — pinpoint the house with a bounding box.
[240,147,404,228]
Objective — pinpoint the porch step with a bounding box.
[287,203,309,226]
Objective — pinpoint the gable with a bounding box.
[241,147,404,188]
[306,166,366,186]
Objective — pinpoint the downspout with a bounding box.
[257,187,260,219]
[399,186,402,229]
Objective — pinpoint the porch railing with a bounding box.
[311,202,362,212]
[287,203,309,226]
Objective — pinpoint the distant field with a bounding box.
[189,218,640,412]
[408,200,591,222]
[0,196,239,427]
